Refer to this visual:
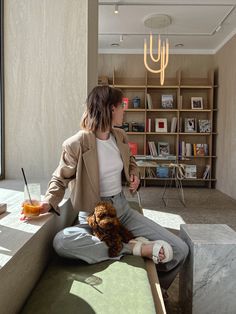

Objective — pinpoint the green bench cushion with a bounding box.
[22,255,156,314]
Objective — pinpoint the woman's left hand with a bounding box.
[129,174,140,193]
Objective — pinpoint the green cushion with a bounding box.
[22,255,155,314]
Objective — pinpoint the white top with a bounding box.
[96,134,123,197]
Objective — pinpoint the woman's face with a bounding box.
[112,102,124,126]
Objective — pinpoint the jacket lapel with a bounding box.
[82,133,100,197]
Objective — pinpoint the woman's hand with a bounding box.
[129,174,140,193]
[21,201,51,217]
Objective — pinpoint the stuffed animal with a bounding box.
[87,201,134,257]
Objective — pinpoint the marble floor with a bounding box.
[124,186,236,314]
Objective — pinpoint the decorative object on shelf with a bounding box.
[146,93,153,109]
[156,164,169,178]
[155,118,168,132]
[199,120,211,133]
[121,122,129,132]
[122,97,129,110]
[143,14,171,85]
[132,96,141,108]
[158,142,170,156]
[128,142,138,155]
[191,97,203,109]
[131,122,145,132]
[161,95,173,109]
[184,164,197,179]
[184,118,197,133]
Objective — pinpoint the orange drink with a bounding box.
[23,201,41,217]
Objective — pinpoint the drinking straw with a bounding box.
[21,167,33,205]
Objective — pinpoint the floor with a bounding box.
[124,186,236,314]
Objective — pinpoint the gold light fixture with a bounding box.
[143,14,171,85]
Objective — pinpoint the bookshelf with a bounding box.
[111,69,217,188]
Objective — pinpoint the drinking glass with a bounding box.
[23,183,41,217]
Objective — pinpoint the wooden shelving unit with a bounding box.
[111,69,217,188]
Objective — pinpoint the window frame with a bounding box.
[0,0,4,180]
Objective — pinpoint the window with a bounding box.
[0,0,4,179]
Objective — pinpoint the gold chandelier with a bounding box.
[143,15,171,85]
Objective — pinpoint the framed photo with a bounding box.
[161,95,173,109]
[155,118,168,132]
[199,120,211,133]
[191,97,203,109]
[184,118,197,133]
[158,142,170,156]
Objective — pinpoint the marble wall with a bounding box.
[4,0,98,180]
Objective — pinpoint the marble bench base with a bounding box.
[179,224,236,314]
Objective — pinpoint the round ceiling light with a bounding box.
[143,14,172,29]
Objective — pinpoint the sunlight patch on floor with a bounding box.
[143,208,185,230]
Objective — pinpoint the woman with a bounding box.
[40,85,189,291]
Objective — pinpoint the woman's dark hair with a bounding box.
[80,85,123,132]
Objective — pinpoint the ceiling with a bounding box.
[98,0,236,54]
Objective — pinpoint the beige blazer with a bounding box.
[44,128,139,213]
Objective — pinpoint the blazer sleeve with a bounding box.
[44,142,80,210]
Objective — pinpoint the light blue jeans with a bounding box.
[53,191,189,289]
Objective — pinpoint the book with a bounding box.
[199,120,211,133]
[184,164,197,179]
[122,97,129,110]
[170,117,177,133]
[179,117,183,132]
[146,118,152,132]
[204,144,209,155]
[203,164,211,179]
[161,95,173,109]
[148,141,158,157]
[128,142,138,155]
[146,93,153,109]
[196,144,205,156]
[155,118,168,132]
[185,143,192,157]
[184,118,197,133]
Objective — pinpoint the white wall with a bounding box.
[4,0,98,179]
[214,35,236,200]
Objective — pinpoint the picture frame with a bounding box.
[161,95,173,109]
[184,118,197,133]
[155,118,168,132]
[191,97,203,109]
[199,120,211,133]
[158,142,170,156]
